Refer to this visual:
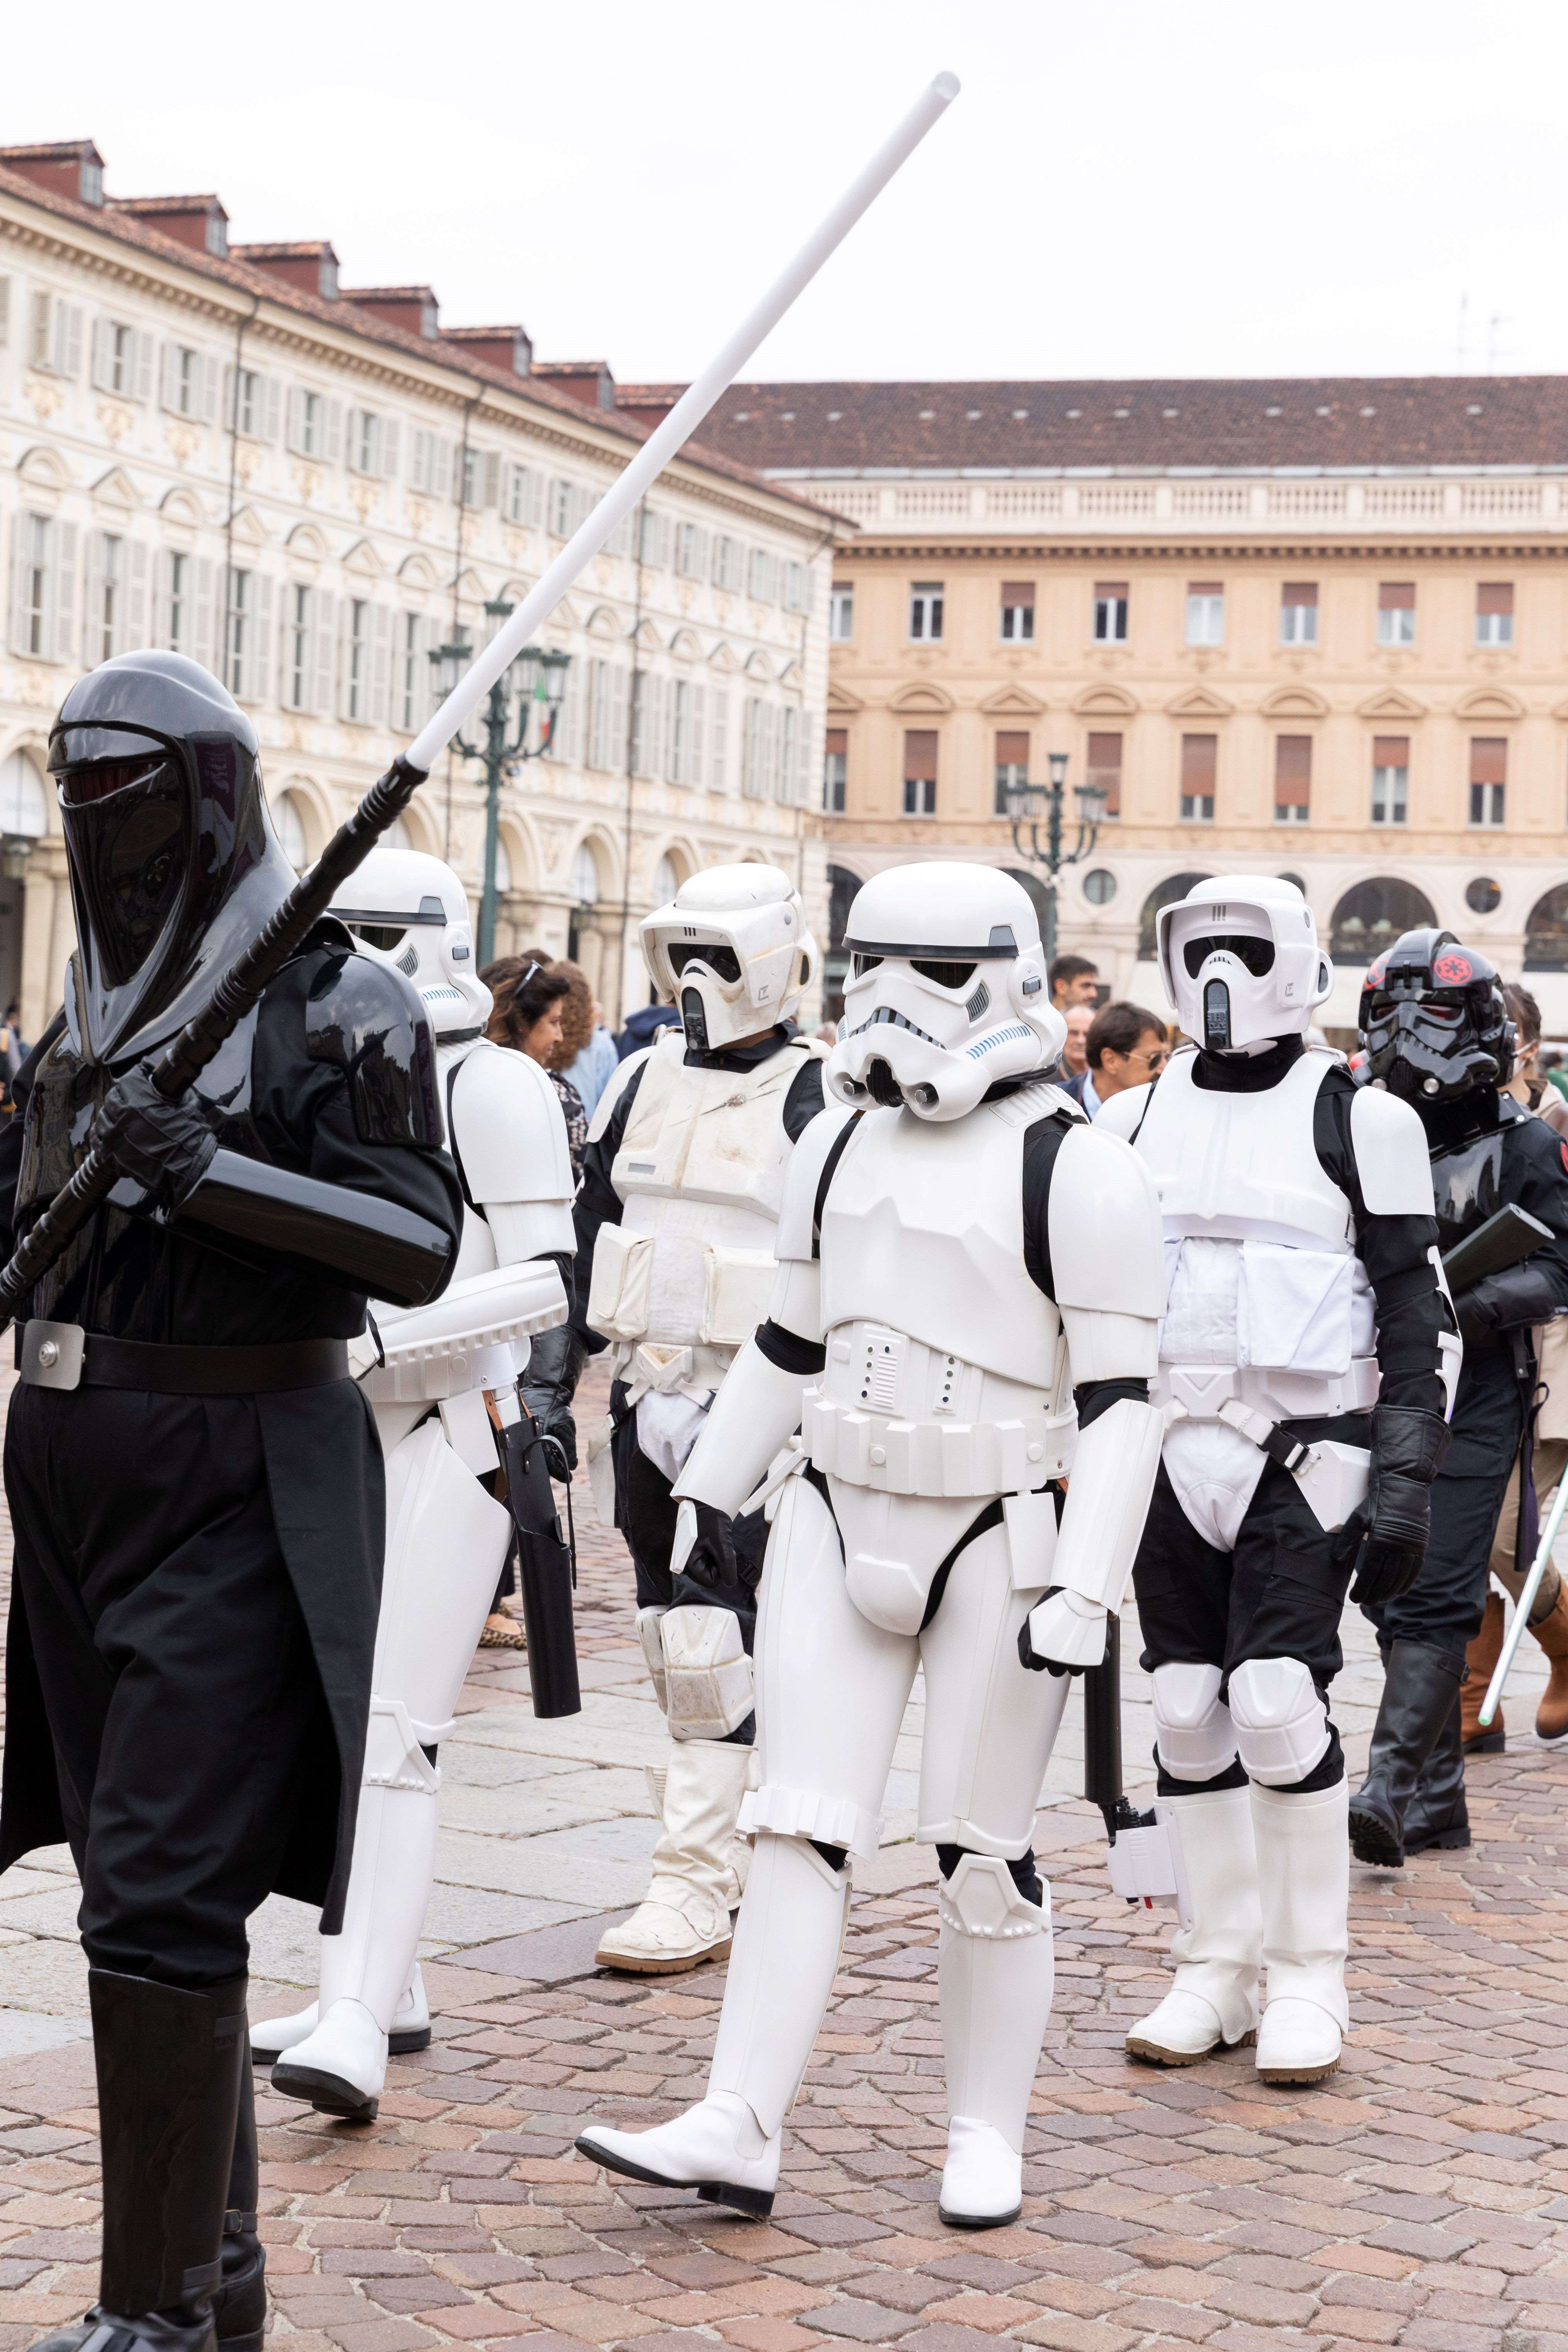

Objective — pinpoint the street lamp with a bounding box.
[1003,749,1108,972]
[432,598,571,967]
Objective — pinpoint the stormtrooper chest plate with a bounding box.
[1132,1049,1352,1248]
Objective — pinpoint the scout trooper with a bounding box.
[1096,876,1454,2086]
[577,863,1167,2229]
[576,866,827,1973]
[252,850,576,2119]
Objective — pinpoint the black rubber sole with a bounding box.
[1347,1803,1404,1869]
[938,2200,1021,2230]
[270,2061,379,2122]
[1461,1729,1506,1756]
[1403,1821,1472,1855]
[574,2131,773,2217]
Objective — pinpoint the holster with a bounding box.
[496,1412,581,1720]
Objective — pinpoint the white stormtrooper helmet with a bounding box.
[1158,874,1331,1055]
[640,863,815,1052]
[327,847,491,1038]
[828,863,1065,1122]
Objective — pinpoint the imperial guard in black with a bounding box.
[0,653,463,2352]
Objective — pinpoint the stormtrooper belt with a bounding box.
[1155,1364,1372,1534]
[16,1318,350,1395]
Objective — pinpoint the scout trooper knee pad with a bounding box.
[1227,1656,1330,1787]
[1151,1662,1239,1782]
[364,1695,441,1794]
[938,1853,1047,1940]
[662,1605,754,1742]
[637,1607,669,1712]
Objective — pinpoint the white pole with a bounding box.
[1478,1472,1568,1727]
[408,70,959,773]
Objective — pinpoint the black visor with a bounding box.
[670,941,741,984]
[57,755,191,991]
[1183,931,1276,979]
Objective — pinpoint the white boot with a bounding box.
[578,1830,850,2214]
[251,1964,430,2065]
[937,1856,1054,2229]
[272,1774,441,2121]
[1126,1786,1261,2066]
[1252,1778,1350,2085]
[596,1739,752,1973]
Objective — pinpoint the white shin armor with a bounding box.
[707,1832,851,2139]
[939,1858,1053,2168]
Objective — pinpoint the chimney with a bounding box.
[531,359,616,413]
[342,284,440,339]
[113,194,229,258]
[443,324,533,378]
[0,139,105,208]
[231,240,340,302]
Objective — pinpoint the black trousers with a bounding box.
[1364,1358,1522,1658]
[4,1385,337,1987]
[1131,1449,1356,1795]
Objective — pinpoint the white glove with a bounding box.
[1022,1588,1107,1673]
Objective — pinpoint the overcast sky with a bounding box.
[7,0,1568,388]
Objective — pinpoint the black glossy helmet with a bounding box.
[1358,926,1514,1104]
[48,651,297,1064]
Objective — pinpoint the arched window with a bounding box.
[0,752,49,841]
[1525,883,1568,971]
[652,853,679,905]
[1329,877,1436,965]
[1138,872,1212,961]
[271,790,310,868]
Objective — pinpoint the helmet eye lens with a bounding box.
[59,756,167,807]
[851,952,883,978]
[670,942,741,984]
[1182,932,1276,979]
[346,921,410,955]
[910,959,977,990]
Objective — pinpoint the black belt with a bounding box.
[17,1325,349,1395]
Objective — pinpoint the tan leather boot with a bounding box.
[1530,1581,1568,1744]
[1461,1593,1506,1754]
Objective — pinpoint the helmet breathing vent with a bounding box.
[397,944,419,978]
[965,980,991,1022]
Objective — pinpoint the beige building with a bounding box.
[0,141,842,1043]
[620,377,1568,1041]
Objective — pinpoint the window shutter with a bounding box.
[127,540,149,649]
[134,332,154,403]
[1283,582,1318,608]
[410,428,430,492]
[434,437,454,500]
[710,689,729,790]
[1001,581,1036,610]
[198,354,219,424]
[262,376,282,443]
[1470,736,1507,786]
[152,546,171,648]
[609,664,629,772]
[312,589,337,715]
[193,558,215,673]
[0,277,10,347]
[481,450,501,508]
[903,728,938,782]
[381,417,400,480]
[29,291,49,369]
[690,684,706,786]
[1477,583,1514,616]
[53,522,77,666]
[89,316,108,391]
[160,343,179,412]
[1086,730,1122,816]
[222,363,237,434]
[370,603,392,723]
[253,574,274,704]
[324,400,344,464]
[58,304,84,379]
[1274,735,1312,808]
[995,729,1030,770]
[1372,734,1409,769]
[1180,733,1217,792]
[84,535,105,664]
[7,515,32,655]
[1378,581,1414,611]
[780,706,799,802]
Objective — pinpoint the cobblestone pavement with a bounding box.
[3,1362,1567,2350]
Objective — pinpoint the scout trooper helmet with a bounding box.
[828,863,1064,1122]
[1158,874,1330,1055]
[327,847,490,1037]
[640,863,815,1052]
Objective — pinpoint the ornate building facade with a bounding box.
[621,377,1568,1039]
[0,141,841,1042]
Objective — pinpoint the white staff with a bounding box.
[1477,1474,1568,1728]
[410,69,960,772]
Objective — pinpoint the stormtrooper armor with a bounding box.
[253,851,575,2118]
[1097,876,1452,2085]
[576,864,1168,2230]
[576,864,826,1974]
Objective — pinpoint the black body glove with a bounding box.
[1337,1403,1451,1606]
[89,1062,216,1211]
[679,1498,742,1590]
[520,1319,586,1476]
[1457,1260,1568,1349]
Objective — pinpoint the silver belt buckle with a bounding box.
[20,1319,86,1391]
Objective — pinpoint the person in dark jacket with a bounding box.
[616,997,682,1059]
[4,653,462,2352]
[1349,930,1568,1863]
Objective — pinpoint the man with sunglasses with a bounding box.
[572,865,827,1975]
[1095,876,1453,2086]
[1079,1000,1169,1117]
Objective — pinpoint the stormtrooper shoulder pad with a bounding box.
[449,1041,574,1207]
[775,1102,859,1263]
[586,1044,653,1143]
[1047,1121,1166,1316]
[1350,1084,1436,1217]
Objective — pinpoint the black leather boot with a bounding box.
[27,1971,248,2352]
[1400,1688,1471,1855]
[1349,1641,1465,1868]
[211,2051,265,2350]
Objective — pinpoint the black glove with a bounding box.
[520,1320,586,1476]
[1337,1403,1450,1606]
[1457,1260,1568,1349]
[679,1499,741,1590]
[89,1062,216,1211]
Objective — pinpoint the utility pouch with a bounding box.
[699,1244,777,1350]
[586,1226,654,1342]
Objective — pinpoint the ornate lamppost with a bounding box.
[1003,749,1108,972]
[430,598,570,967]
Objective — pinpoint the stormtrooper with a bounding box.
[252,849,576,2120]
[1095,876,1454,2085]
[576,862,1167,2230]
[575,865,827,1974]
